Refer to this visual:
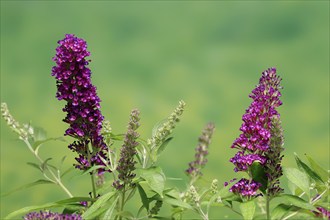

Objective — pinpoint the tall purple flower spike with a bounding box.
[52,34,108,172]
[230,67,284,198]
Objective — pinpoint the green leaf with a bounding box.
[157,137,173,156]
[250,161,268,193]
[81,191,116,219]
[110,133,125,141]
[279,194,317,211]
[117,211,134,218]
[33,137,66,152]
[294,153,324,183]
[26,162,41,171]
[1,179,54,197]
[40,158,53,171]
[239,200,255,220]
[305,154,329,182]
[137,183,150,211]
[5,197,92,219]
[79,165,105,176]
[271,204,291,220]
[163,196,193,210]
[138,166,166,197]
[61,166,74,178]
[103,196,119,220]
[283,167,310,197]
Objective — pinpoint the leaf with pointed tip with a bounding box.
[79,165,105,176]
[103,196,119,219]
[41,158,53,172]
[81,191,116,219]
[239,200,255,220]
[26,162,41,171]
[279,194,317,211]
[157,137,173,156]
[137,183,150,211]
[283,167,310,197]
[250,161,268,193]
[294,153,324,183]
[5,197,93,219]
[271,204,291,220]
[138,166,166,197]
[163,196,193,210]
[1,179,54,197]
[305,154,329,182]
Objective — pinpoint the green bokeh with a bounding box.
[1,1,329,219]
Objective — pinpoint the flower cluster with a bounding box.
[186,123,215,179]
[23,211,82,220]
[51,34,107,171]
[230,178,262,199]
[230,67,284,198]
[230,151,266,172]
[113,109,140,190]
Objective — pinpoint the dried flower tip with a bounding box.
[114,109,141,190]
[186,122,215,178]
[148,100,185,148]
[1,103,30,140]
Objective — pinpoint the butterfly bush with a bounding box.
[51,34,108,172]
[230,67,284,198]
[2,34,329,220]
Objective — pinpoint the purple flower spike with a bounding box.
[52,34,108,171]
[230,67,284,198]
[186,123,215,179]
[23,210,82,220]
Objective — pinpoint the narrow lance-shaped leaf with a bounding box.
[137,183,150,211]
[279,194,317,211]
[283,167,310,197]
[5,197,93,219]
[305,154,329,182]
[1,179,54,197]
[81,191,116,219]
[294,153,324,183]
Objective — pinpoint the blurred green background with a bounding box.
[1,1,329,219]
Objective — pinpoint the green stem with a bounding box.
[91,171,97,199]
[23,139,73,198]
[266,196,270,220]
[119,188,126,220]
[87,143,97,201]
